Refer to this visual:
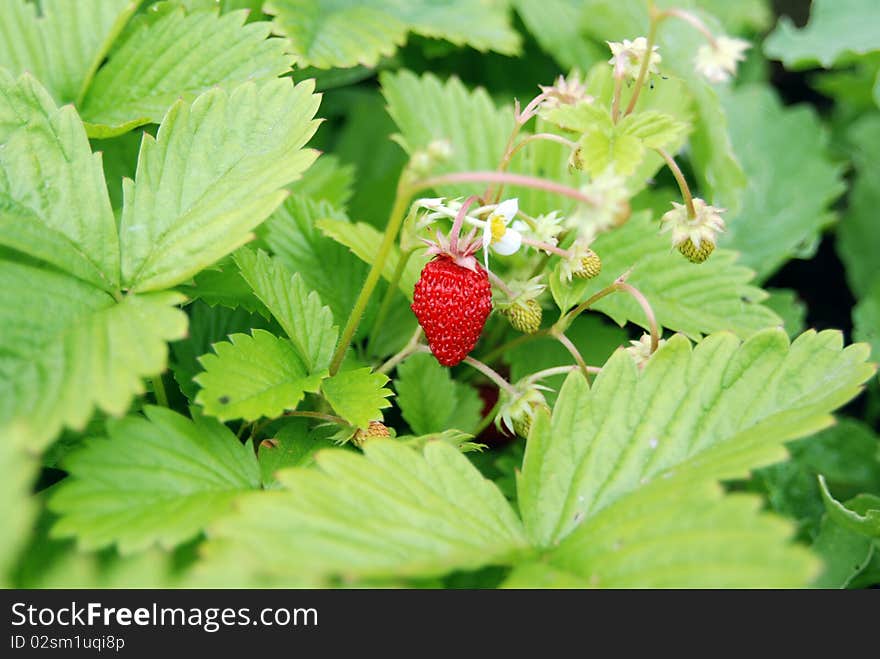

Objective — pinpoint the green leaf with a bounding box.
[819,476,880,539]
[578,129,644,177]
[764,289,807,339]
[202,440,529,583]
[234,248,338,373]
[837,115,880,298]
[317,218,426,299]
[518,329,874,548]
[80,7,292,136]
[259,196,371,328]
[854,278,880,361]
[291,155,355,209]
[547,475,817,587]
[258,419,335,487]
[49,406,260,553]
[119,78,320,292]
[0,0,140,104]
[764,0,880,69]
[381,70,514,197]
[617,110,689,150]
[394,353,480,435]
[0,261,187,450]
[812,513,877,588]
[321,368,393,429]
[512,0,604,71]
[0,422,39,586]
[0,70,119,291]
[177,256,270,317]
[693,0,772,33]
[550,212,781,339]
[266,0,519,69]
[719,86,845,280]
[195,330,324,422]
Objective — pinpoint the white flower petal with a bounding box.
[492,229,522,256]
[496,198,519,222]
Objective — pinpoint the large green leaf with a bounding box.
[0,422,39,586]
[119,78,320,292]
[195,330,325,422]
[234,248,338,373]
[321,368,393,429]
[80,6,292,136]
[266,0,520,69]
[0,262,187,450]
[201,440,529,583]
[512,0,604,71]
[381,70,513,198]
[0,71,119,291]
[764,0,880,69]
[49,406,260,553]
[0,0,140,105]
[394,353,481,435]
[518,328,873,548]
[550,212,780,338]
[720,86,845,280]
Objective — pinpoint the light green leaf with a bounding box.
[291,155,355,209]
[512,0,604,71]
[617,110,689,150]
[837,115,880,297]
[234,248,338,373]
[381,70,514,198]
[258,419,335,487]
[500,562,589,588]
[550,212,781,338]
[317,218,426,299]
[0,422,39,586]
[542,102,611,134]
[719,86,845,280]
[518,328,874,548]
[49,406,260,553]
[764,0,880,69]
[266,0,519,69]
[80,7,292,136]
[119,78,320,292]
[394,353,480,435]
[0,261,187,450]
[321,368,393,429]
[547,475,818,587]
[578,129,644,177]
[259,196,370,329]
[202,440,529,583]
[764,289,807,339]
[195,330,324,422]
[0,0,140,105]
[819,476,880,539]
[0,70,119,291]
[812,513,877,588]
[177,256,269,317]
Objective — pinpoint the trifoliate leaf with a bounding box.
[266,0,519,69]
[518,329,874,548]
[119,78,320,292]
[317,218,426,299]
[394,353,480,435]
[550,212,780,339]
[0,70,119,291]
[201,440,529,583]
[49,406,260,553]
[837,115,880,298]
[321,368,393,430]
[381,70,513,197]
[819,476,880,539]
[0,0,140,105]
[234,249,338,373]
[764,0,880,69]
[719,86,845,281]
[0,261,187,451]
[195,330,325,422]
[547,474,818,587]
[80,7,292,136]
[0,422,39,586]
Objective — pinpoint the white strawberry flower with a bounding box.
[481,198,524,269]
[608,37,661,80]
[625,333,666,369]
[694,36,750,83]
[660,198,726,249]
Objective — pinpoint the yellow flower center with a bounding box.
[490,215,507,243]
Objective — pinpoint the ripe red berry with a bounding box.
[411,255,493,366]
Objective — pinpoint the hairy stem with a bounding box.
[507,133,578,163]
[551,328,590,379]
[531,364,601,381]
[377,327,424,375]
[488,270,515,297]
[521,236,572,258]
[624,2,662,117]
[463,356,518,396]
[616,282,660,353]
[656,147,696,218]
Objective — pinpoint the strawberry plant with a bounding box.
[2,0,879,589]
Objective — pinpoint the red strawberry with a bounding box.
[411,255,493,366]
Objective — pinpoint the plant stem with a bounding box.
[414,171,599,207]
[284,410,347,424]
[616,282,661,353]
[480,329,548,365]
[656,147,696,218]
[488,270,514,297]
[368,248,414,355]
[550,328,590,379]
[521,236,572,258]
[624,2,662,117]
[663,8,718,47]
[450,195,481,252]
[330,187,413,375]
[611,65,626,123]
[462,356,518,396]
[531,364,601,381]
[557,280,622,331]
[377,327,424,375]
[472,398,502,437]
[507,133,577,162]
[151,374,169,407]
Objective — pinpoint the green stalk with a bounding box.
[368,247,414,355]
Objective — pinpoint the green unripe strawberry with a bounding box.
[678,238,714,263]
[504,299,542,334]
[573,251,602,279]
